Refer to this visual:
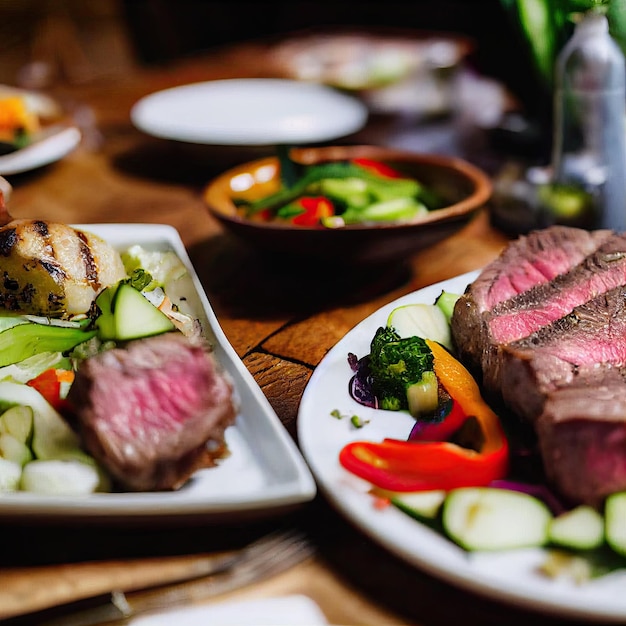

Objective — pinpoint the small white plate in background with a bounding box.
[131,78,368,146]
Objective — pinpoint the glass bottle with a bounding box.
[549,9,626,231]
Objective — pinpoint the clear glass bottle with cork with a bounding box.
[545,6,626,231]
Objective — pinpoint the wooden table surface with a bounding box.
[0,41,594,626]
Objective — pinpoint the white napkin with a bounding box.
[129,594,328,625]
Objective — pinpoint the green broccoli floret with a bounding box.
[368,326,434,411]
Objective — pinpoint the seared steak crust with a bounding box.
[68,333,237,492]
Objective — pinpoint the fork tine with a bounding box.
[237,529,310,564]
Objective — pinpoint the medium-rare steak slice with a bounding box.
[487,234,626,345]
[67,333,237,491]
[451,226,611,373]
[498,286,626,423]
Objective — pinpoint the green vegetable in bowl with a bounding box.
[239,156,446,227]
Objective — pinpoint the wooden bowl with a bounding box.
[203,145,492,265]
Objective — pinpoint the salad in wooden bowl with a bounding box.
[203,145,492,265]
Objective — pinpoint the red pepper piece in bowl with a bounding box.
[290,196,334,226]
[351,158,405,179]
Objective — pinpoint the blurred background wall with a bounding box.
[0,0,532,103]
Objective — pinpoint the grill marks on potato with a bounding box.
[0,220,127,317]
[0,227,17,257]
[76,230,100,289]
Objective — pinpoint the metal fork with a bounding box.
[9,529,314,626]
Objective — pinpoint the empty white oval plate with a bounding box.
[131,78,368,145]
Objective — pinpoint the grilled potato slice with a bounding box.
[0,220,126,317]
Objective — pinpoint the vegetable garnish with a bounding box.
[351,157,405,178]
[277,196,334,226]
[237,155,445,226]
[368,327,434,412]
[330,408,369,429]
[340,340,509,492]
[0,96,40,152]
[338,293,626,575]
[26,368,74,413]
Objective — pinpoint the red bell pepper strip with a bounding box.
[408,397,467,442]
[27,368,74,412]
[352,158,405,179]
[290,196,334,226]
[339,340,509,492]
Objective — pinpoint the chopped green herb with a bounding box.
[350,414,369,428]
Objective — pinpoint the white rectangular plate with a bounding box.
[0,223,316,520]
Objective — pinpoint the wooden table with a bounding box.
[0,42,589,626]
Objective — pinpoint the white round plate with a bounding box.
[130,78,368,145]
[0,126,81,176]
[297,271,626,624]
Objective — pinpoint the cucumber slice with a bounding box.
[0,321,96,368]
[0,381,83,460]
[0,432,32,466]
[435,291,461,324]
[406,370,439,418]
[20,459,100,495]
[605,491,626,557]
[548,505,605,551]
[0,457,21,491]
[387,303,452,349]
[97,283,174,341]
[391,490,447,520]
[0,405,33,444]
[94,283,117,340]
[443,487,552,551]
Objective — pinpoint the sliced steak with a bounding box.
[498,286,626,423]
[451,226,611,373]
[487,234,626,346]
[451,226,626,506]
[476,279,626,505]
[67,333,237,491]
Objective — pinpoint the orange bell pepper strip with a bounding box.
[339,340,509,492]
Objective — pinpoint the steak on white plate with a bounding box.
[67,332,237,492]
[451,225,626,506]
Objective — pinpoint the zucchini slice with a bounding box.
[443,487,552,551]
[605,491,626,557]
[548,505,605,551]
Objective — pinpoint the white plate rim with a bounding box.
[0,223,316,519]
[0,126,81,176]
[297,271,626,623]
[130,78,368,146]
